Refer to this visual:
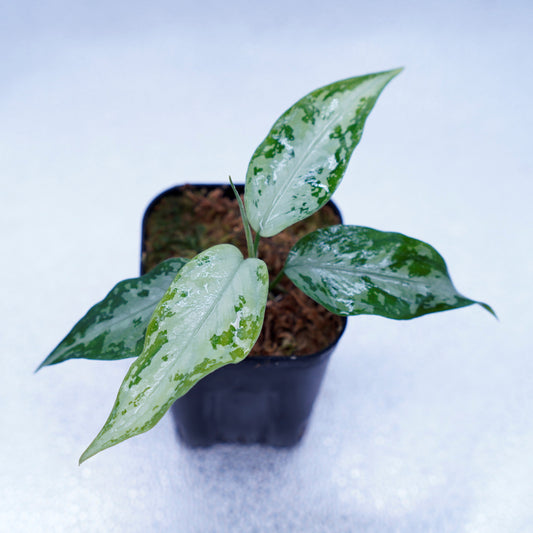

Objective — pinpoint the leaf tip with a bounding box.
[479,302,498,320]
[34,355,53,373]
[78,439,101,465]
[382,66,404,82]
[78,450,91,465]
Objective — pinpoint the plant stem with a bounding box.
[229,176,255,258]
[253,233,261,257]
[269,267,285,291]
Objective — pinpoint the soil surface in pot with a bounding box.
[142,184,345,357]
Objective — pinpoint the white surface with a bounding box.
[1,1,532,532]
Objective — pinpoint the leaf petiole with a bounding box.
[253,233,261,258]
[229,176,255,258]
[269,266,286,292]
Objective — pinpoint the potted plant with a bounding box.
[38,68,495,463]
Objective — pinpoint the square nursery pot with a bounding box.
[141,184,347,447]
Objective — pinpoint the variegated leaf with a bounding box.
[285,225,495,319]
[37,258,188,369]
[244,68,402,237]
[79,244,268,463]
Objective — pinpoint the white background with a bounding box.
[1,1,532,531]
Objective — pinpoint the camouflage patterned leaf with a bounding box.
[285,225,495,319]
[37,258,188,369]
[244,68,402,237]
[79,244,268,463]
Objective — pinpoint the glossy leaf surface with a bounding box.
[37,258,189,369]
[244,68,402,237]
[80,244,268,463]
[285,225,495,319]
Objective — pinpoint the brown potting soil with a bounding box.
[142,184,345,357]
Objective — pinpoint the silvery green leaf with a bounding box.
[37,258,188,369]
[79,244,268,463]
[244,68,402,237]
[285,225,496,319]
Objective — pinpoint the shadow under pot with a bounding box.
[140,183,347,447]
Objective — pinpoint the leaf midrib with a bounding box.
[288,260,441,286]
[259,96,351,233]
[103,257,249,447]
[177,259,243,364]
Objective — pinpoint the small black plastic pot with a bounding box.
[141,184,347,447]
